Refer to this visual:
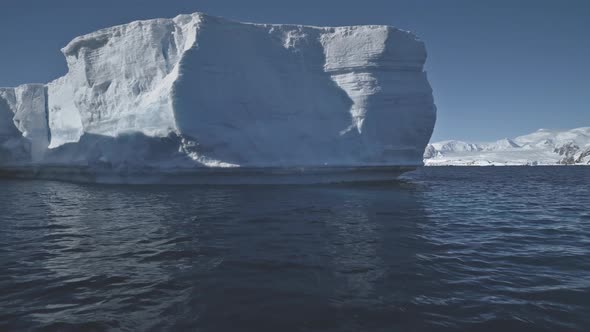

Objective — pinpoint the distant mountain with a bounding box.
[424,127,590,166]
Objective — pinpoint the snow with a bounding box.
[431,140,482,153]
[481,138,521,151]
[425,127,590,166]
[0,12,436,176]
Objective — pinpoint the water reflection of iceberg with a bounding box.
[3,179,433,330]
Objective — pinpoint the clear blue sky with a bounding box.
[1,0,588,141]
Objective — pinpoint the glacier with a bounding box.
[0,13,436,183]
[425,127,590,166]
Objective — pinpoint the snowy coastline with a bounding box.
[424,127,590,166]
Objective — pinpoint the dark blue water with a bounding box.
[1,167,589,331]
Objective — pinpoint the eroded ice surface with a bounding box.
[1,12,436,173]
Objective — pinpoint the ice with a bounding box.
[0,12,436,180]
[0,85,49,163]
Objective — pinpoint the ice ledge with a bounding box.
[0,164,416,185]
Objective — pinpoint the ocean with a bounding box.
[1,167,588,331]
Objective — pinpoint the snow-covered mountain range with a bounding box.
[424,127,590,166]
[0,12,436,178]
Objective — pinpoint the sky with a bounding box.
[0,0,588,142]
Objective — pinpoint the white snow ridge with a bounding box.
[0,13,436,183]
[424,128,590,166]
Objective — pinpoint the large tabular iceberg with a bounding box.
[0,13,436,183]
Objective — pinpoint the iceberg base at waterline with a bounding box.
[0,164,416,185]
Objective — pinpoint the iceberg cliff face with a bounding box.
[0,85,49,163]
[1,13,436,173]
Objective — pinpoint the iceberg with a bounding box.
[0,13,436,183]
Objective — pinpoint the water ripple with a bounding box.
[0,167,589,331]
